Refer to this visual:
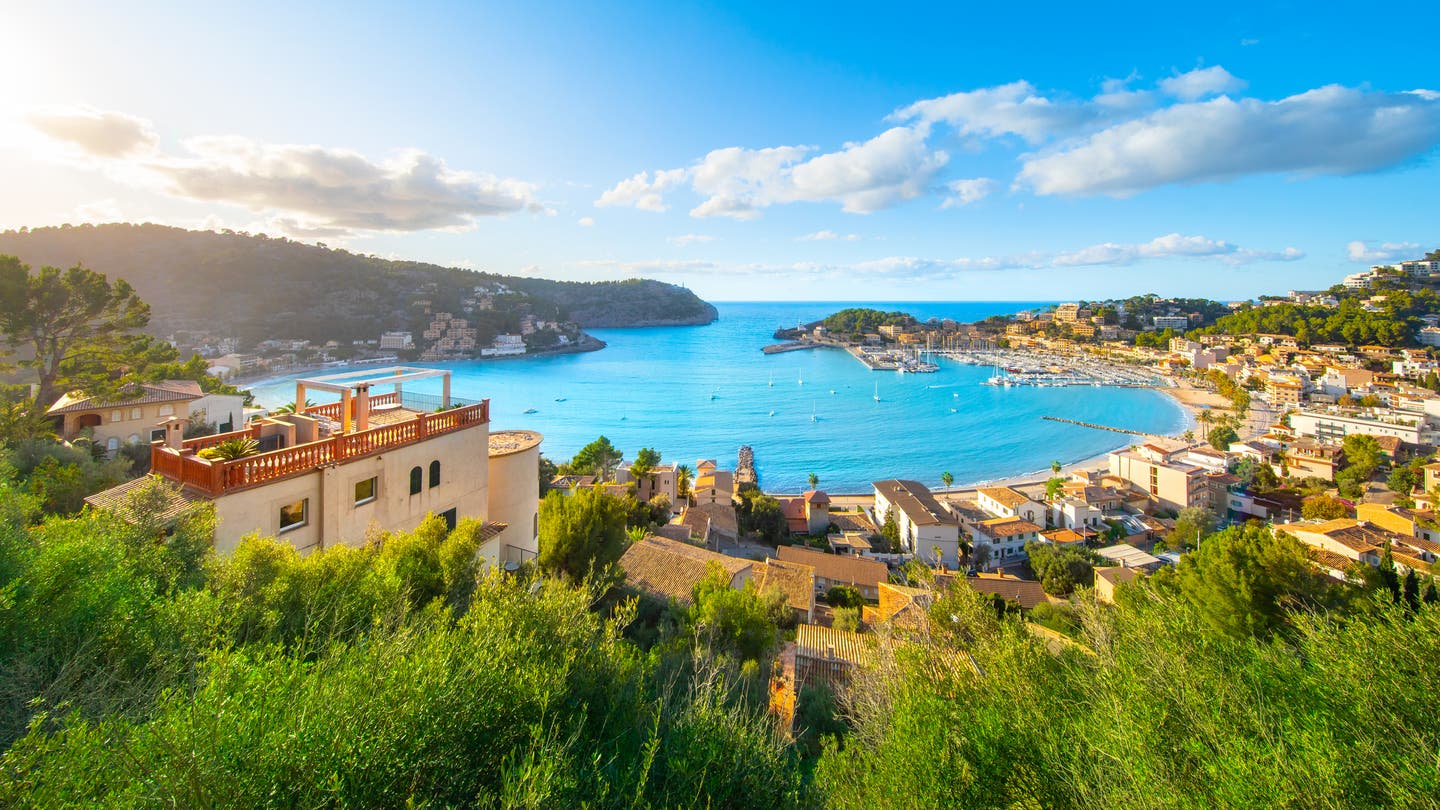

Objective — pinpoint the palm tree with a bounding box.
[274,399,316,414]
[676,464,693,505]
[197,437,260,461]
[1051,459,1062,476]
[941,471,954,494]
[1197,408,1214,440]
[808,472,819,490]
[1183,429,1195,444]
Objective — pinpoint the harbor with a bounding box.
[929,348,1169,388]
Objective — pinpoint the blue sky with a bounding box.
[1,0,1437,301]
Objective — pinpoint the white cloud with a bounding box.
[71,198,124,223]
[1017,86,1440,196]
[941,178,994,208]
[598,127,947,220]
[1158,66,1246,101]
[28,106,158,158]
[668,233,715,246]
[1347,240,1421,263]
[797,230,860,242]
[28,107,543,234]
[892,81,1104,143]
[578,216,595,227]
[594,168,688,212]
[573,233,1300,283]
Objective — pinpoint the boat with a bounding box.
[797,371,804,386]
[811,403,818,422]
[554,397,567,402]
[768,374,773,388]
[710,391,718,400]
[768,410,775,417]
[829,389,836,395]
[950,407,958,413]
[873,382,881,402]
[523,408,538,414]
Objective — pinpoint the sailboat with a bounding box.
[768,374,773,388]
[811,403,818,422]
[873,382,881,402]
[797,371,804,386]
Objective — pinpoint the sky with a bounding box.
[1,0,1437,302]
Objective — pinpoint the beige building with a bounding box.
[873,479,961,567]
[48,380,207,454]
[89,368,530,562]
[487,430,544,568]
[1107,443,1222,514]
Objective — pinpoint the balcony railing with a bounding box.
[154,400,489,497]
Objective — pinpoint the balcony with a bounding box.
[153,399,489,497]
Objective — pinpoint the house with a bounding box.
[690,502,740,544]
[873,479,961,567]
[675,507,714,546]
[47,380,209,454]
[1356,502,1440,546]
[618,534,754,605]
[828,532,873,556]
[1272,519,1439,577]
[775,545,888,600]
[1095,543,1163,573]
[1049,497,1105,531]
[971,517,1043,567]
[1282,439,1346,481]
[692,461,734,505]
[769,624,872,729]
[755,558,816,624]
[1094,566,1141,604]
[778,490,832,536]
[949,572,1048,610]
[485,430,545,567]
[88,368,513,559]
[976,486,1046,525]
[616,460,680,510]
[1040,528,1086,547]
[874,581,933,632]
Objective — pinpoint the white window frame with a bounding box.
[279,498,309,533]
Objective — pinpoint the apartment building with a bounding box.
[873,479,961,567]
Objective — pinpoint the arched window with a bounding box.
[409,466,423,495]
[429,460,441,488]
[106,437,120,453]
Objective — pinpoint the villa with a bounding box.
[47,380,245,455]
[86,367,536,566]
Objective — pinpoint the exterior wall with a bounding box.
[191,394,246,432]
[1288,410,1422,445]
[63,400,195,451]
[1051,500,1104,530]
[1108,452,1202,513]
[488,436,542,567]
[210,424,490,555]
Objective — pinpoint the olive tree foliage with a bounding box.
[537,487,629,581]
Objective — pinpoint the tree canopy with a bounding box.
[537,487,629,581]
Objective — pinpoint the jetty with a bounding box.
[736,445,757,488]
[1042,416,1149,436]
[762,341,824,354]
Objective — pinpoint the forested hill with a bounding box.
[0,223,717,343]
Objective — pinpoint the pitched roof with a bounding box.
[979,517,1042,538]
[803,489,830,504]
[829,511,878,534]
[756,559,815,614]
[690,502,738,535]
[776,545,888,588]
[48,380,204,415]
[873,479,958,526]
[678,508,712,540]
[1095,566,1141,587]
[795,623,872,666]
[619,535,753,604]
[84,474,210,524]
[1041,528,1086,544]
[977,486,1032,508]
[958,574,1048,610]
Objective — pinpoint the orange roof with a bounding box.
[48,380,204,415]
[756,559,815,614]
[977,486,1031,508]
[776,545,887,588]
[619,535,753,604]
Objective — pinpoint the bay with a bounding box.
[250,301,1187,493]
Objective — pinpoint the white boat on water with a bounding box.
[798,371,804,385]
[873,382,881,402]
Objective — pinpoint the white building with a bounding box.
[378,331,414,350]
[975,486,1045,526]
[1288,409,1424,446]
[1152,315,1189,330]
[872,479,961,568]
[1419,327,1440,347]
[1343,271,1376,289]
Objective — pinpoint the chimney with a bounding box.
[159,416,185,450]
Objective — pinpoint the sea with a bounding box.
[249,301,1188,493]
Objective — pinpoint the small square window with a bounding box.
[158,404,175,416]
[355,477,377,505]
[130,407,142,420]
[110,410,122,422]
[279,499,308,532]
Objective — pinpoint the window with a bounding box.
[355,477,377,505]
[441,508,457,532]
[410,466,423,495]
[106,437,119,453]
[158,404,175,416]
[127,434,140,444]
[429,460,441,488]
[129,407,142,420]
[279,499,308,532]
[110,410,122,422]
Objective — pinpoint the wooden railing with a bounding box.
[153,400,488,496]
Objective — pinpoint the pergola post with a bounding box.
[356,384,371,432]
[295,383,307,414]
[442,374,451,409]
[340,388,352,433]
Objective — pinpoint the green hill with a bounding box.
[0,223,717,345]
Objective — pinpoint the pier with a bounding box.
[1042,416,1150,436]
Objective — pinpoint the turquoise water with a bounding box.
[250,301,1187,493]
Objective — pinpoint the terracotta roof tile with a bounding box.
[48,380,204,415]
[776,545,888,588]
[619,535,753,604]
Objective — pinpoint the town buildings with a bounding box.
[47,380,245,455]
[872,479,961,567]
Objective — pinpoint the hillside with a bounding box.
[0,224,717,345]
